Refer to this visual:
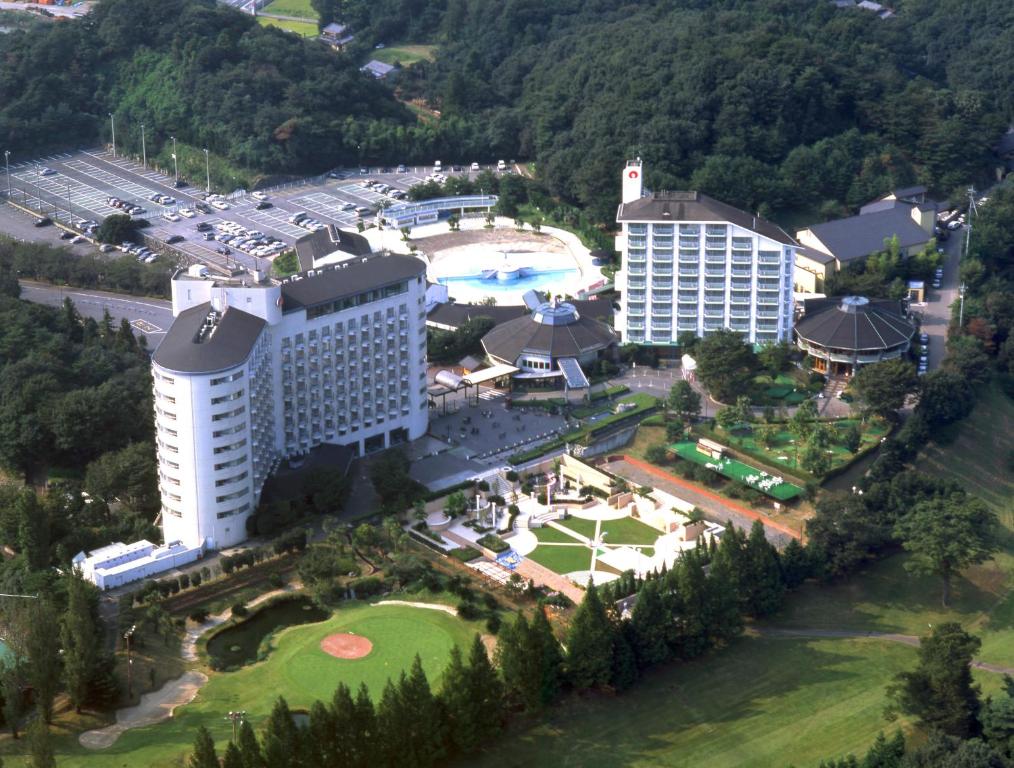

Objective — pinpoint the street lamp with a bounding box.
[140,123,147,169]
[3,150,10,199]
[123,624,136,697]
[109,113,116,157]
[958,282,967,328]
[226,710,247,741]
[171,136,178,184]
[203,148,210,193]
[34,163,43,214]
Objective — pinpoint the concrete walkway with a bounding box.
[605,456,800,545]
[80,584,299,750]
[754,627,1014,675]
[513,556,586,603]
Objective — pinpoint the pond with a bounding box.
[207,595,329,669]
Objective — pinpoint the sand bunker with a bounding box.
[320,633,373,659]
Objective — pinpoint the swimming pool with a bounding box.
[437,268,579,294]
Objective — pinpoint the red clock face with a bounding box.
[628,169,639,179]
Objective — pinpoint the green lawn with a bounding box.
[257,16,318,36]
[524,542,593,575]
[467,636,924,768]
[919,379,1013,526]
[18,602,477,768]
[532,525,584,544]
[557,515,661,546]
[700,418,889,478]
[261,0,315,18]
[669,442,804,500]
[371,44,438,66]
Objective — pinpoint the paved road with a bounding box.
[18,281,173,344]
[913,224,963,371]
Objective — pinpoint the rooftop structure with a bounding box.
[293,224,372,272]
[794,295,916,376]
[480,296,617,388]
[73,540,203,591]
[361,60,395,79]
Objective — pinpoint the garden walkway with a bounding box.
[754,627,1014,676]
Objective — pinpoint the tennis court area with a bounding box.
[668,442,804,501]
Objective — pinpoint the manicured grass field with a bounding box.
[24,602,477,768]
[532,525,584,544]
[919,379,1013,525]
[524,541,593,575]
[700,418,889,478]
[372,44,438,66]
[261,0,315,18]
[669,442,804,500]
[257,16,318,36]
[557,516,660,546]
[467,636,922,768]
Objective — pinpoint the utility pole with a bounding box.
[140,123,147,169]
[34,163,42,214]
[958,282,967,329]
[3,150,10,198]
[171,136,179,184]
[203,148,210,193]
[65,179,73,224]
[109,113,116,157]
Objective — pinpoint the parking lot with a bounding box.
[4,150,500,275]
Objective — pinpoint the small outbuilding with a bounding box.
[794,295,916,376]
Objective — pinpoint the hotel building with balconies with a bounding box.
[614,159,796,347]
[151,254,429,550]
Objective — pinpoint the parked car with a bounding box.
[397,164,407,173]
[255,201,272,210]
[919,332,929,345]
[178,208,195,218]
[210,200,229,210]
[71,235,86,244]
[39,167,56,176]
[252,191,268,200]
[471,162,480,171]
[98,244,115,253]
[165,234,185,244]
[60,230,75,240]
[33,217,51,227]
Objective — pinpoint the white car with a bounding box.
[252,191,268,201]
[162,212,181,222]
[178,208,195,218]
[210,200,230,210]
[470,162,480,171]
[40,167,57,176]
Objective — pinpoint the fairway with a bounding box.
[372,44,438,66]
[257,16,318,36]
[466,636,920,768]
[28,603,477,768]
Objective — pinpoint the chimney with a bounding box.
[622,158,643,204]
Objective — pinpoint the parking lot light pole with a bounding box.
[34,163,42,214]
[140,123,147,169]
[203,148,210,193]
[171,136,179,184]
[4,150,10,198]
[109,113,116,157]
[65,179,72,223]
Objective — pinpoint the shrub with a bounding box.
[268,573,284,589]
[179,573,191,590]
[457,600,482,620]
[486,614,502,634]
[482,592,499,610]
[231,602,248,618]
[188,608,210,623]
[476,534,510,553]
[221,556,235,575]
[449,547,479,563]
[349,576,385,597]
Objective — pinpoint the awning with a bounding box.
[558,357,589,389]
[461,363,520,385]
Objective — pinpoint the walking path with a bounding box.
[754,626,1014,675]
[80,584,298,750]
[607,456,800,545]
[513,556,586,603]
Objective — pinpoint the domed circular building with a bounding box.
[480,297,617,386]
[794,295,916,376]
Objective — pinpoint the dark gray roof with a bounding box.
[804,207,931,263]
[153,303,266,375]
[794,296,915,351]
[892,185,927,200]
[616,191,795,246]
[795,244,836,265]
[294,225,372,272]
[321,22,347,34]
[481,311,616,363]
[428,298,612,331]
[281,253,426,312]
[362,60,395,77]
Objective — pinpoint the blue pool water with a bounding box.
[438,268,578,294]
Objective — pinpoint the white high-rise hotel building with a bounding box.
[151,254,430,550]
[614,160,796,346]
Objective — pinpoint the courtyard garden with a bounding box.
[668,442,804,501]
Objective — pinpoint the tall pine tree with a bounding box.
[529,607,564,707]
[237,719,264,768]
[742,520,786,617]
[261,696,300,768]
[630,579,670,668]
[566,581,616,690]
[188,726,218,768]
[62,574,100,713]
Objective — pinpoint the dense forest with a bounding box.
[1,0,1012,220]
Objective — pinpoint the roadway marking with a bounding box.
[131,319,163,333]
